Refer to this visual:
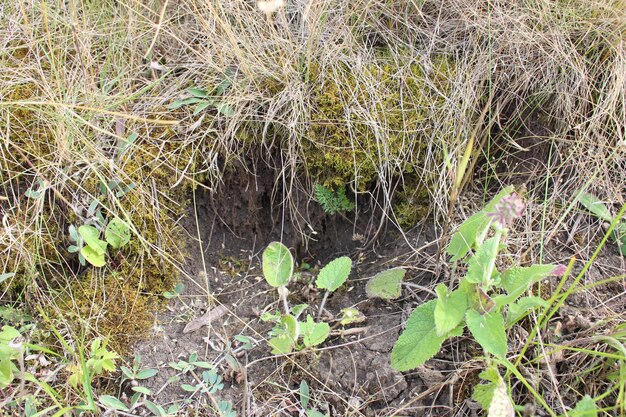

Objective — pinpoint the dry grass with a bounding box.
[0,0,624,415]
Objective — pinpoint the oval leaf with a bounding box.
[80,246,106,267]
[316,256,352,292]
[391,300,447,371]
[99,395,129,412]
[78,225,107,255]
[105,218,131,249]
[262,242,294,287]
[366,268,406,300]
[466,310,507,358]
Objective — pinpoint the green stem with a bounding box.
[483,227,503,289]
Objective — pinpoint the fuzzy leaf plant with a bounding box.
[390,188,567,412]
[261,243,353,354]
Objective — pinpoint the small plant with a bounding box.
[578,191,626,255]
[68,218,131,267]
[0,325,22,389]
[68,338,119,389]
[260,242,354,354]
[299,380,329,417]
[390,187,566,413]
[314,184,355,214]
[169,74,235,116]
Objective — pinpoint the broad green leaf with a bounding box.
[300,315,330,347]
[131,386,151,395]
[447,187,513,261]
[290,304,308,318]
[262,242,294,287]
[306,410,328,417]
[504,296,549,326]
[316,256,352,292]
[99,395,129,412]
[193,101,212,115]
[487,379,514,417]
[78,225,107,255]
[466,310,507,358]
[579,192,613,221]
[269,314,298,354]
[571,395,598,417]
[466,237,499,284]
[144,400,167,416]
[80,246,106,267]
[434,284,469,336]
[105,218,131,249]
[472,367,500,410]
[0,360,15,388]
[498,264,556,302]
[365,268,406,300]
[391,300,447,371]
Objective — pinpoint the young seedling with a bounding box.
[260,243,354,354]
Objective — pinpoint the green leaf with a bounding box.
[290,304,309,318]
[168,97,204,109]
[306,410,328,417]
[193,101,212,115]
[391,300,448,371]
[300,315,330,347]
[316,256,352,292]
[144,400,167,416]
[472,367,500,410]
[339,307,364,325]
[447,187,513,261]
[268,315,298,354]
[498,264,556,303]
[571,395,597,417]
[131,386,152,395]
[99,395,129,412]
[365,268,406,300]
[80,246,106,267]
[105,218,131,249]
[187,87,208,98]
[434,284,469,336]
[505,296,549,326]
[300,380,310,409]
[579,192,613,222]
[135,368,158,380]
[466,310,507,358]
[215,102,235,117]
[465,236,499,285]
[78,225,107,255]
[262,242,294,288]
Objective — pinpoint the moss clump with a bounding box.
[303,55,454,226]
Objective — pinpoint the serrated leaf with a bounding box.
[78,225,107,255]
[99,395,129,412]
[434,284,469,336]
[466,310,507,358]
[80,246,106,267]
[365,268,406,300]
[497,264,556,303]
[316,256,352,292]
[579,192,613,221]
[300,315,330,347]
[269,315,298,354]
[262,242,294,287]
[391,300,447,371]
[473,367,500,410]
[571,395,597,417]
[447,187,513,261]
[466,237,499,284]
[105,218,131,249]
[505,296,549,325]
[487,379,514,417]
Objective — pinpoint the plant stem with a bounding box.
[279,286,290,316]
[317,290,330,321]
